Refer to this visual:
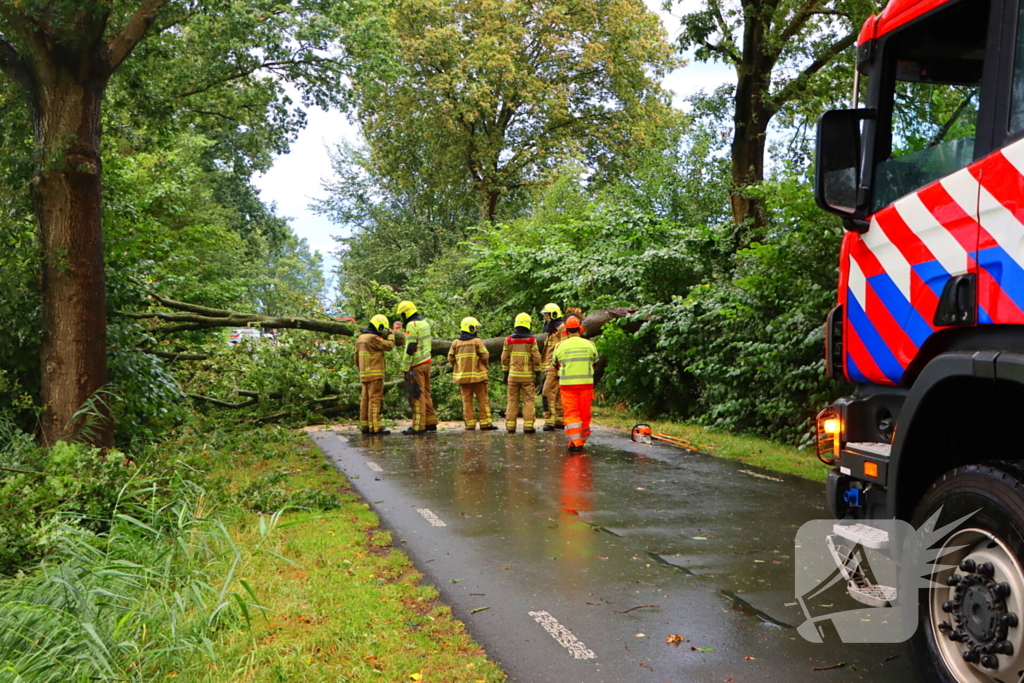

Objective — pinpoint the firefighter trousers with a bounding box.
[560,384,593,448]
[542,367,563,426]
[410,363,437,431]
[359,379,384,432]
[459,382,492,429]
[505,381,536,431]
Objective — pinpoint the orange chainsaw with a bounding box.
[630,423,710,453]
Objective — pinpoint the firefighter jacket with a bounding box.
[541,319,567,370]
[355,329,396,382]
[401,315,432,371]
[501,327,542,383]
[448,333,490,384]
[552,334,598,386]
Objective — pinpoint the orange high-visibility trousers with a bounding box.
[560,384,593,448]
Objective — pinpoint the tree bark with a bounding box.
[34,67,113,447]
[1,2,166,447]
[729,1,774,240]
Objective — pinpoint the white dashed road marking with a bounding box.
[528,610,596,660]
[366,461,383,472]
[417,508,447,527]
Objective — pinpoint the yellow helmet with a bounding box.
[460,316,480,334]
[396,300,417,318]
[541,303,562,318]
[369,314,389,335]
[514,313,532,328]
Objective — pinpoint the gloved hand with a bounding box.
[503,371,509,385]
[404,370,415,384]
[534,371,541,385]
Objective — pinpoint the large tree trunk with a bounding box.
[729,3,775,243]
[34,74,112,447]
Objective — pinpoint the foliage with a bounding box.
[315,142,479,290]
[598,174,849,443]
[0,431,138,575]
[236,470,341,513]
[348,0,680,222]
[176,329,363,424]
[0,499,248,683]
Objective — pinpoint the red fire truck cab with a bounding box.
[815,0,1024,679]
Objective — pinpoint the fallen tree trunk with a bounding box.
[131,296,638,361]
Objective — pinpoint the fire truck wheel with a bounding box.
[909,464,1024,683]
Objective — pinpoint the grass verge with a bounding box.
[593,403,831,482]
[186,426,507,683]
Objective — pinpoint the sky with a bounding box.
[251,1,734,288]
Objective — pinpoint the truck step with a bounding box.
[846,441,891,457]
[832,522,889,549]
[826,534,897,608]
[848,583,898,608]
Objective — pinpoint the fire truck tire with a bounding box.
[909,463,1024,683]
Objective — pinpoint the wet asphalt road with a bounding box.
[310,426,913,683]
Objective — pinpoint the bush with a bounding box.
[0,426,144,575]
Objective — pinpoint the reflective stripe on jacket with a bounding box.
[355,332,396,381]
[402,318,432,371]
[540,323,566,370]
[448,337,489,384]
[501,336,542,382]
[552,335,597,386]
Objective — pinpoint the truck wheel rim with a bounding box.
[929,528,1024,681]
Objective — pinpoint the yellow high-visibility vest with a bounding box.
[552,335,597,386]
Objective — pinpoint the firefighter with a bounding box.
[501,312,543,433]
[552,315,598,453]
[397,300,437,435]
[539,302,567,431]
[448,317,497,431]
[355,314,396,435]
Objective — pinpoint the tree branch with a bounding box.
[104,0,168,72]
[768,30,857,113]
[0,32,32,90]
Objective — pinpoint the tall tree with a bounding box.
[677,0,872,237]
[351,0,680,224]
[0,1,358,446]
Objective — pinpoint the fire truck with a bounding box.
[815,0,1024,679]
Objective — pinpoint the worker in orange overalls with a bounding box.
[448,316,498,431]
[354,314,396,435]
[552,315,598,452]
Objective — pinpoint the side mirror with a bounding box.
[815,109,874,220]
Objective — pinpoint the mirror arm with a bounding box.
[843,217,870,233]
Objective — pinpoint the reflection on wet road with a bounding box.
[312,427,913,683]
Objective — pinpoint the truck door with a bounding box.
[971,1,1024,326]
[846,0,996,385]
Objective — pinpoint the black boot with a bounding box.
[401,428,426,435]
[543,424,557,432]
[425,424,437,432]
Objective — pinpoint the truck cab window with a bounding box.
[873,1,988,212]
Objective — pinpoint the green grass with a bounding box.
[593,404,832,482]
[0,424,505,683]
[185,427,506,683]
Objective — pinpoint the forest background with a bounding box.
[0,0,875,452]
[0,1,881,675]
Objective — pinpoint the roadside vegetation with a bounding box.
[0,418,504,682]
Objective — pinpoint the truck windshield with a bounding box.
[872,1,988,212]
